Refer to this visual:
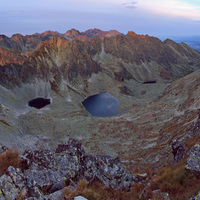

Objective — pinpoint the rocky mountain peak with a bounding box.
[127,31,148,39]
[105,29,122,37]
[83,28,122,38]
[64,28,81,39]
[83,28,105,37]
[11,33,25,42]
[35,36,69,50]
[0,34,8,40]
[42,30,60,36]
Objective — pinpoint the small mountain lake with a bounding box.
[28,97,51,109]
[82,92,123,117]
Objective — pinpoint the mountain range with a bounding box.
[0,28,200,170]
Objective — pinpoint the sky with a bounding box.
[0,0,200,38]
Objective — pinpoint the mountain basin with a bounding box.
[82,92,123,117]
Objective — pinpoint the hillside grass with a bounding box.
[0,149,20,174]
[62,179,145,200]
[150,159,200,200]
[62,159,200,200]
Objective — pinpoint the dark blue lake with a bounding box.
[82,92,123,117]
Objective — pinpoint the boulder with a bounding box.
[0,138,134,199]
[0,174,19,200]
[172,139,186,162]
[134,173,148,182]
[83,155,133,191]
[190,114,200,136]
[22,138,85,193]
[21,138,133,193]
[0,166,28,200]
[74,196,88,200]
[43,189,63,200]
[185,144,200,178]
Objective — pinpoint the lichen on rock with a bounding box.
[0,138,134,199]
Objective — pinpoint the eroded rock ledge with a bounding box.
[0,138,133,199]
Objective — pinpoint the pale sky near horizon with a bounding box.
[0,0,200,38]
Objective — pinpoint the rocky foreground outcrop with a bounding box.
[185,144,200,200]
[186,144,200,178]
[0,138,134,199]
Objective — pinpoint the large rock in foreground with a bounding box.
[0,138,133,199]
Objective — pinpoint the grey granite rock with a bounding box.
[172,139,186,163]
[0,138,134,199]
[185,144,200,178]
[74,196,88,200]
[0,173,21,200]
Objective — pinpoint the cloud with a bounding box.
[122,1,137,6]
[137,0,200,20]
[125,5,137,9]
[122,1,137,9]
[1,0,199,37]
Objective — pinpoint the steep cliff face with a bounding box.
[0,37,101,87]
[0,30,200,169]
[26,37,101,81]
